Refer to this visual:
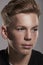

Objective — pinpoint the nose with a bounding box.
[24,30,32,41]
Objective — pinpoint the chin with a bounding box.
[19,49,32,55]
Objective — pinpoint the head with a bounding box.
[1,0,40,55]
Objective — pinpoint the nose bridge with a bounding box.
[24,29,31,40]
[26,29,31,38]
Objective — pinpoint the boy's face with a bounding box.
[3,13,39,55]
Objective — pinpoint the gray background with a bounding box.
[0,0,43,53]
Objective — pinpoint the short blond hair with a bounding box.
[1,0,40,26]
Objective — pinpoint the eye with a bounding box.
[34,28,38,31]
[31,28,38,33]
[15,27,26,31]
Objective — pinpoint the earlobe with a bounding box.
[1,26,8,39]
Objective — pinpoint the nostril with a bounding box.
[24,38,31,41]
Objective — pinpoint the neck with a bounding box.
[8,46,32,65]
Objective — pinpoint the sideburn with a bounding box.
[7,27,15,40]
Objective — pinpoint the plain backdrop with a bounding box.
[0,0,43,53]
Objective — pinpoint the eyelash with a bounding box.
[34,29,38,31]
[16,28,26,31]
[32,28,38,32]
[15,27,38,32]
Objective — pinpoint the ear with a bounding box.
[1,25,8,39]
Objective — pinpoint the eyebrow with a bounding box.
[15,25,39,30]
[32,25,39,29]
[15,26,26,29]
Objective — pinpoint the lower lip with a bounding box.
[22,45,33,49]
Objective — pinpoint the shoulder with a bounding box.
[0,49,6,57]
[32,49,43,56]
[0,49,8,57]
[0,49,6,54]
[0,49,8,60]
[31,50,43,64]
[32,49,43,59]
[0,49,9,65]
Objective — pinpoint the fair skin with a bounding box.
[1,13,39,65]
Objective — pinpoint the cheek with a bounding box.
[32,31,38,42]
[12,31,24,43]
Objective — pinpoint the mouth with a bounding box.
[22,44,33,49]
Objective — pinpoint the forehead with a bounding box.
[11,13,39,27]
